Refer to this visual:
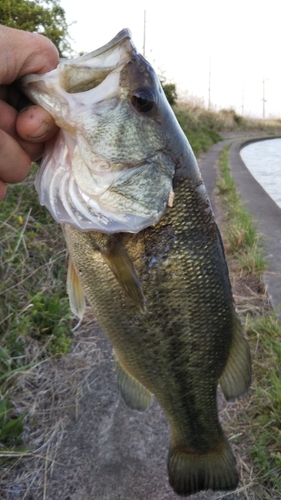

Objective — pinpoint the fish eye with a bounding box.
[131,88,155,112]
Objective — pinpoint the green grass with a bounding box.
[246,312,281,489]
[217,145,281,494]
[174,99,281,158]
[0,168,72,450]
[217,145,267,276]
[175,107,222,156]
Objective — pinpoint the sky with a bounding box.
[59,0,281,119]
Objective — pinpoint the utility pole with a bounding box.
[143,10,146,59]
[208,57,211,110]
[262,78,266,119]
[241,83,244,116]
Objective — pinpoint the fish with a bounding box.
[20,29,251,496]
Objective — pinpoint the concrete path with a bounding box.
[44,133,281,500]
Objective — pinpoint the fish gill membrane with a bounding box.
[20,30,252,497]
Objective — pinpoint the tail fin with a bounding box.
[168,435,239,496]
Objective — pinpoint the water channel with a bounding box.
[240,138,281,208]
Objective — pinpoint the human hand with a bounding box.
[0,25,59,200]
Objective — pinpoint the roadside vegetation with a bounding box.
[1,96,281,496]
[216,146,267,276]
[0,167,71,454]
[174,100,281,156]
[216,145,281,498]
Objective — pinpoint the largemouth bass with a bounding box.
[21,30,251,496]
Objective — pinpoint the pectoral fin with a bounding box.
[219,314,251,401]
[114,352,152,412]
[100,238,146,314]
[67,257,86,320]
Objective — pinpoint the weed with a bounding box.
[217,146,267,277]
[217,146,281,495]
[245,312,281,489]
[175,108,222,157]
[0,170,72,450]
[0,396,25,447]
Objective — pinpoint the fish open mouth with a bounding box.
[58,29,134,93]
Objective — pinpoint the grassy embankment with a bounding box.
[174,101,281,156]
[216,145,281,497]
[0,101,281,490]
[0,165,71,449]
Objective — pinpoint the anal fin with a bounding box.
[114,352,152,412]
[219,314,251,401]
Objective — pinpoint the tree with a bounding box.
[160,80,178,106]
[0,0,71,56]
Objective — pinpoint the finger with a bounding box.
[17,138,45,162]
[0,180,7,201]
[0,100,17,136]
[17,105,59,142]
[0,129,31,183]
[0,26,59,85]
[0,102,47,161]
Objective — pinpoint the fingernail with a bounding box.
[18,104,34,114]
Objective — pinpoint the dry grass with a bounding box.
[176,98,281,134]
[0,312,102,500]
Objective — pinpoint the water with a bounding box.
[240,138,281,208]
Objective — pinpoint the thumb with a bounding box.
[17,105,59,142]
[0,25,59,85]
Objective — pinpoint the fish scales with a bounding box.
[64,175,247,495]
[65,177,231,397]
[20,29,251,496]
